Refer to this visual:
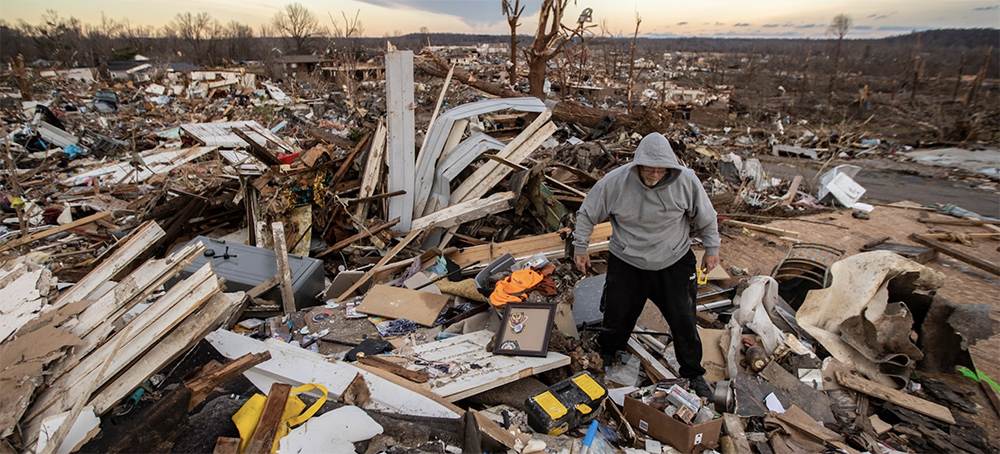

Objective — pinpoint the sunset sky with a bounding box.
[2,0,998,39]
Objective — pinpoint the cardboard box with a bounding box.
[624,395,723,453]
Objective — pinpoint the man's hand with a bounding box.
[702,254,720,273]
[574,253,591,273]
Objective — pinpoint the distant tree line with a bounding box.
[1,6,996,85]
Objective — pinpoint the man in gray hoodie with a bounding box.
[573,132,720,398]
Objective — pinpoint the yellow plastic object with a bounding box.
[232,383,328,453]
[534,390,568,420]
[572,373,607,401]
[575,403,593,414]
[697,268,708,285]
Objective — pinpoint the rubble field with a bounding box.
[1,44,998,454]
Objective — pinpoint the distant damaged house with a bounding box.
[276,55,327,78]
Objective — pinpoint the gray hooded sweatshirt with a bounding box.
[573,133,719,270]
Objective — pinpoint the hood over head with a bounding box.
[631,133,685,186]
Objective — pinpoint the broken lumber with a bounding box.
[358,355,429,383]
[335,228,423,302]
[245,383,293,454]
[627,336,676,381]
[270,222,296,313]
[316,218,400,258]
[909,233,1000,275]
[0,211,111,252]
[185,352,272,411]
[411,192,515,231]
[835,371,955,424]
[447,222,612,268]
[52,221,165,307]
[722,219,800,238]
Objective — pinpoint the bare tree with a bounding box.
[502,0,524,86]
[166,12,218,64]
[626,12,641,112]
[827,13,851,104]
[526,0,593,99]
[224,20,255,62]
[272,2,326,55]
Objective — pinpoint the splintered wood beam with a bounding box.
[335,229,424,302]
[411,192,515,231]
[909,233,1000,275]
[626,336,676,381]
[0,211,111,252]
[245,383,293,454]
[359,355,430,383]
[271,222,297,313]
[316,217,401,258]
[836,371,955,424]
[722,219,800,238]
[185,352,272,411]
[230,127,282,166]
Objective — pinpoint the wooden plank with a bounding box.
[411,191,515,231]
[781,175,804,205]
[917,217,1000,226]
[626,337,676,381]
[270,222,296,313]
[483,154,587,198]
[206,329,462,418]
[36,325,131,454]
[722,413,753,454]
[335,229,423,302]
[185,352,272,411]
[246,275,280,299]
[355,120,387,220]
[245,382,292,454]
[447,222,613,268]
[0,211,110,252]
[64,241,206,347]
[213,437,241,454]
[835,371,955,424]
[358,355,429,383]
[909,233,1000,275]
[25,266,220,427]
[450,117,556,204]
[88,292,242,414]
[722,219,800,238]
[386,49,416,231]
[230,127,282,166]
[408,330,570,402]
[356,285,451,327]
[919,232,1000,239]
[316,218,400,258]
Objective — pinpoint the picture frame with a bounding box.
[493,303,556,357]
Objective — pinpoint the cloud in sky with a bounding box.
[853,25,873,30]
[762,23,779,28]
[733,23,750,27]
[797,24,817,28]
[354,0,537,27]
[677,21,688,25]
[974,5,999,9]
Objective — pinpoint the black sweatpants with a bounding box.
[597,250,706,378]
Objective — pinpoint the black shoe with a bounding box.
[690,376,713,399]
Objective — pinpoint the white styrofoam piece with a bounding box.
[277,405,383,454]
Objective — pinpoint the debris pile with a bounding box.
[1,45,998,454]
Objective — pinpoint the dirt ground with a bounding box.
[635,158,1000,447]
